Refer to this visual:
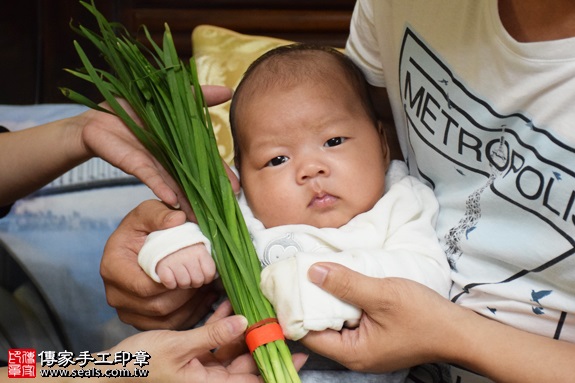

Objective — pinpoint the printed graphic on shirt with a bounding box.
[261,233,302,267]
[398,27,575,341]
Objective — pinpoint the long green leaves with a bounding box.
[62,2,299,382]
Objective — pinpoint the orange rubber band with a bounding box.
[245,318,284,353]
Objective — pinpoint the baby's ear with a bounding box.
[376,119,385,136]
[377,121,391,167]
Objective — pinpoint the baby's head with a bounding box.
[230,44,390,229]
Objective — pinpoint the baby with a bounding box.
[138,44,451,341]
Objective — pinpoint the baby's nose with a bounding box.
[297,160,329,183]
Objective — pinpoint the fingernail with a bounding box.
[228,315,248,336]
[308,265,329,286]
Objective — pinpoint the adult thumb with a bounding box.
[188,315,248,352]
[308,262,375,309]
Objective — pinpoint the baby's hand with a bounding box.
[260,253,362,341]
[156,243,216,289]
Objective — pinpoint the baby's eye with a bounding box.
[324,137,346,147]
[266,156,289,167]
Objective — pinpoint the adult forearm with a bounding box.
[0,115,89,206]
[447,307,575,382]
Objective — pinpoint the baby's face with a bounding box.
[237,80,389,229]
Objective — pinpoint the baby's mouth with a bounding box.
[308,193,338,209]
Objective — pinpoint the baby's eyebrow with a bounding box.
[247,133,293,152]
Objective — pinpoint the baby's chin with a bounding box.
[309,216,353,229]
[262,211,357,229]
[305,206,374,228]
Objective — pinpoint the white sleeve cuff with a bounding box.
[138,222,211,283]
[260,253,362,341]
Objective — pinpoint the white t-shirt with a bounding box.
[347,0,575,343]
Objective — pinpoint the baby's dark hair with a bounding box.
[229,43,379,170]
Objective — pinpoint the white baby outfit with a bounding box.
[138,161,451,340]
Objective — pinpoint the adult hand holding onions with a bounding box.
[63,2,301,381]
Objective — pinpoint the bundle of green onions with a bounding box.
[61,2,300,382]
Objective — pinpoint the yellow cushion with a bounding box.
[192,25,293,164]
